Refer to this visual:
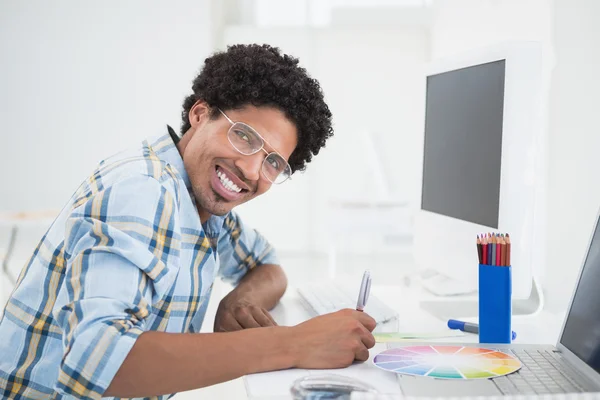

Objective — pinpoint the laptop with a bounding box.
[389,209,600,397]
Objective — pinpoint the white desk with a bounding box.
[173,255,565,400]
[243,284,563,399]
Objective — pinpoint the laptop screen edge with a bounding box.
[555,206,600,386]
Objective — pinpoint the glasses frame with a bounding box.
[218,108,292,184]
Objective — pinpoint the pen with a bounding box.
[356,270,371,312]
[448,319,517,341]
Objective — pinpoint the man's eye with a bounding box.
[236,131,250,142]
[268,157,280,170]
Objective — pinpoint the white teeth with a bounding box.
[217,169,242,193]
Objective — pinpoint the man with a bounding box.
[0,44,376,399]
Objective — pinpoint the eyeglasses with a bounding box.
[218,109,292,184]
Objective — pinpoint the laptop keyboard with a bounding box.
[493,349,591,395]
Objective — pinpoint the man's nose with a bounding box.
[234,152,263,183]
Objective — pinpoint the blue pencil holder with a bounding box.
[478,264,512,344]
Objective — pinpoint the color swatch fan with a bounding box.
[373,345,521,380]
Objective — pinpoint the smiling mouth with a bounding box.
[214,165,250,196]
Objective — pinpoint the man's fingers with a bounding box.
[354,343,370,362]
[235,310,262,329]
[254,309,277,327]
[216,313,244,332]
[354,311,377,332]
[263,309,278,326]
[220,307,278,330]
[359,325,376,349]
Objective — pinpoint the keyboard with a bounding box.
[350,349,599,400]
[495,349,593,395]
[297,282,399,326]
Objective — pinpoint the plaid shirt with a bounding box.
[0,129,278,400]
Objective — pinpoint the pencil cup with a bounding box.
[478,264,512,344]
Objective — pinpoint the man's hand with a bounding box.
[288,308,377,369]
[214,293,278,332]
[213,264,286,332]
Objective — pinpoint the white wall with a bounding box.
[0,1,213,212]
[545,0,600,311]
[222,25,429,253]
[307,27,429,253]
[431,0,553,59]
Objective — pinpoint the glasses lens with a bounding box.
[228,122,262,155]
[263,153,291,184]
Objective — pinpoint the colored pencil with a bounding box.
[486,234,490,265]
[506,234,511,266]
[498,234,504,267]
[498,234,503,266]
[477,232,512,266]
[488,234,493,265]
[502,235,508,267]
[495,234,500,266]
[490,234,496,266]
[482,235,488,265]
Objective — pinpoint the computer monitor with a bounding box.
[414,42,547,301]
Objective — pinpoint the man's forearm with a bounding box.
[105,327,296,398]
[231,263,287,310]
[107,265,288,397]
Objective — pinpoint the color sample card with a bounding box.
[373,345,521,380]
[373,331,466,343]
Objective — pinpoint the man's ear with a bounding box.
[189,100,211,129]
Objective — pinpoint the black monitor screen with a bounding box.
[421,60,505,228]
[560,216,600,373]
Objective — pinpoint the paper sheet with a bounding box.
[244,343,402,399]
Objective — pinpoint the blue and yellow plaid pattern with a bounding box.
[0,130,278,399]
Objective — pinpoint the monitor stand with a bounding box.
[418,276,544,319]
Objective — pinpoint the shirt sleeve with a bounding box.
[52,174,181,399]
[217,211,279,286]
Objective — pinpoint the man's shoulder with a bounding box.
[99,140,166,179]
[73,136,185,204]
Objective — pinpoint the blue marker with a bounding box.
[448,319,517,341]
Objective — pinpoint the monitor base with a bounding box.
[419,276,544,319]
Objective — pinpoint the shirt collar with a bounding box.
[151,125,226,238]
[167,124,181,145]
[149,125,191,192]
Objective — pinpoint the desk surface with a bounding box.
[172,253,564,400]
[244,284,563,399]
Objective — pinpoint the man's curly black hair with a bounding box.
[181,44,333,173]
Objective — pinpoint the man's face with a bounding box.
[181,102,298,219]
